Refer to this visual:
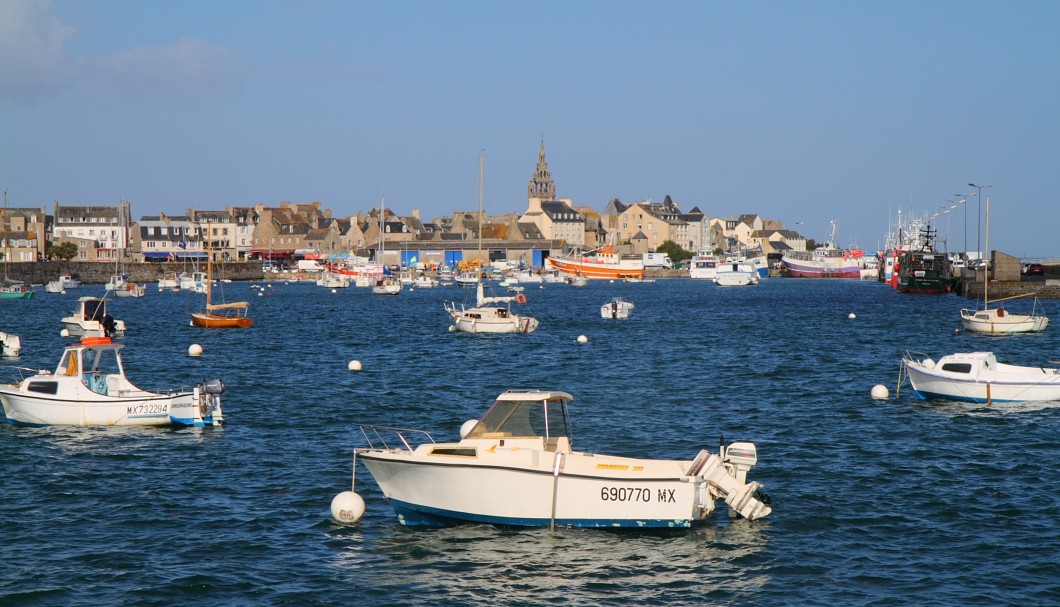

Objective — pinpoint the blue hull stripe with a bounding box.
[387,498,693,529]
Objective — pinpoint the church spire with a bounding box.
[527,139,556,201]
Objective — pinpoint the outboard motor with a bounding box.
[204,378,225,395]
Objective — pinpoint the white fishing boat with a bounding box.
[316,272,351,288]
[343,389,772,528]
[688,253,719,280]
[45,280,66,293]
[61,296,126,338]
[56,274,81,289]
[179,270,208,293]
[157,271,179,290]
[959,196,1049,334]
[902,350,1060,404]
[445,281,538,334]
[600,297,634,319]
[455,271,481,288]
[714,261,760,287]
[371,276,402,295]
[1,331,20,357]
[541,269,566,283]
[413,274,439,288]
[0,336,224,426]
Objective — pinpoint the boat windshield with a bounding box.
[467,398,570,440]
[81,347,123,377]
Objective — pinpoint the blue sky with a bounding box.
[3,0,1058,256]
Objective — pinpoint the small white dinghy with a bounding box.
[345,389,772,528]
[600,297,634,319]
[0,337,225,427]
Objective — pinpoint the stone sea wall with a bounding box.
[4,261,265,285]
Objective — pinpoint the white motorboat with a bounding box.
[371,277,402,295]
[541,269,566,283]
[413,275,439,288]
[901,350,1060,403]
[61,297,126,338]
[157,271,179,290]
[714,262,759,286]
[346,389,772,528]
[56,274,81,289]
[45,280,66,293]
[0,336,224,426]
[600,297,634,319]
[317,272,351,288]
[1,331,20,357]
[445,281,538,334]
[455,271,481,288]
[567,275,588,287]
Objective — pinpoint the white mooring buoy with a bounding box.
[60,329,70,337]
[330,491,365,523]
[848,313,857,319]
[871,384,889,400]
[347,360,363,371]
[460,419,478,439]
[188,344,203,357]
[576,335,588,344]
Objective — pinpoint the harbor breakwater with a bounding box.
[3,261,265,285]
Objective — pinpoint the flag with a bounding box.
[178,239,187,249]
[410,255,417,264]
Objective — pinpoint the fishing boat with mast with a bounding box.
[190,227,252,328]
[894,223,954,294]
[781,221,864,279]
[105,201,146,298]
[371,197,402,296]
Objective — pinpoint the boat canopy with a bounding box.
[465,390,573,440]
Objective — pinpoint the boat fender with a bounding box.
[515,293,527,304]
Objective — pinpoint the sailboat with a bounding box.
[106,201,145,298]
[1,191,34,300]
[190,226,252,328]
[371,197,402,296]
[959,196,1049,334]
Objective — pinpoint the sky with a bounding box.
[2,0,1059,257]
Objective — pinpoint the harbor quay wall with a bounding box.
[958,279,1060,300]
[5,261,265,285]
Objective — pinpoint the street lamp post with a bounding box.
[954,194,974,257]
[968,182,992,259]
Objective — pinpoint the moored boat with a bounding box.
[344,389,772,528]
[600,297,634,319]
[0,336,224,426]
[445,281,538,334]
[546,244,644,280]
[61,296,125,338]
[0,331,20,357]
[902,350,1060,403]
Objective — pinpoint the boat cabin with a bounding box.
[462,390,574,452]
[53,339,130,395]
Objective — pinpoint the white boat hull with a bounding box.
[0,388,216,426]
[960,309,1049,334]
[903,351,1060,403]
[450,310,538,334]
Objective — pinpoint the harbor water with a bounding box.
[2,278,1059,606]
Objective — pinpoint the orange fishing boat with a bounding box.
[545,244,644,280]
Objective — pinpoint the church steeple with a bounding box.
[527,139,556,201]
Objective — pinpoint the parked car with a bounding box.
[967,259,988,269]
[1025,263,1046,276]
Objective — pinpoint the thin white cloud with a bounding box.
[81,38,255,100]
[0,0,76,97]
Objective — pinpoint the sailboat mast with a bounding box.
[478,153,483,261]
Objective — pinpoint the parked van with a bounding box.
[642,253,673,268]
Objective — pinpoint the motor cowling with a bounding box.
[203,378,225,395]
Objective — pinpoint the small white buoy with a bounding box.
[331,289,337,293]
[347,360,363,371]
[330,490,365,523]
[871,384,889,400]
[60,329,70,337]
[848,313,856,319]
[448,325,456,332]
[609,279,615,283]
[576,335,588,344]
[460,419,478,439]
[258,291,264,296]
[188,344,203,357]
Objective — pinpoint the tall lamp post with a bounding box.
[954,193,974,257]
[968,182,992,259]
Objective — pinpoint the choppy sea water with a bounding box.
[2,277,1059,606]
